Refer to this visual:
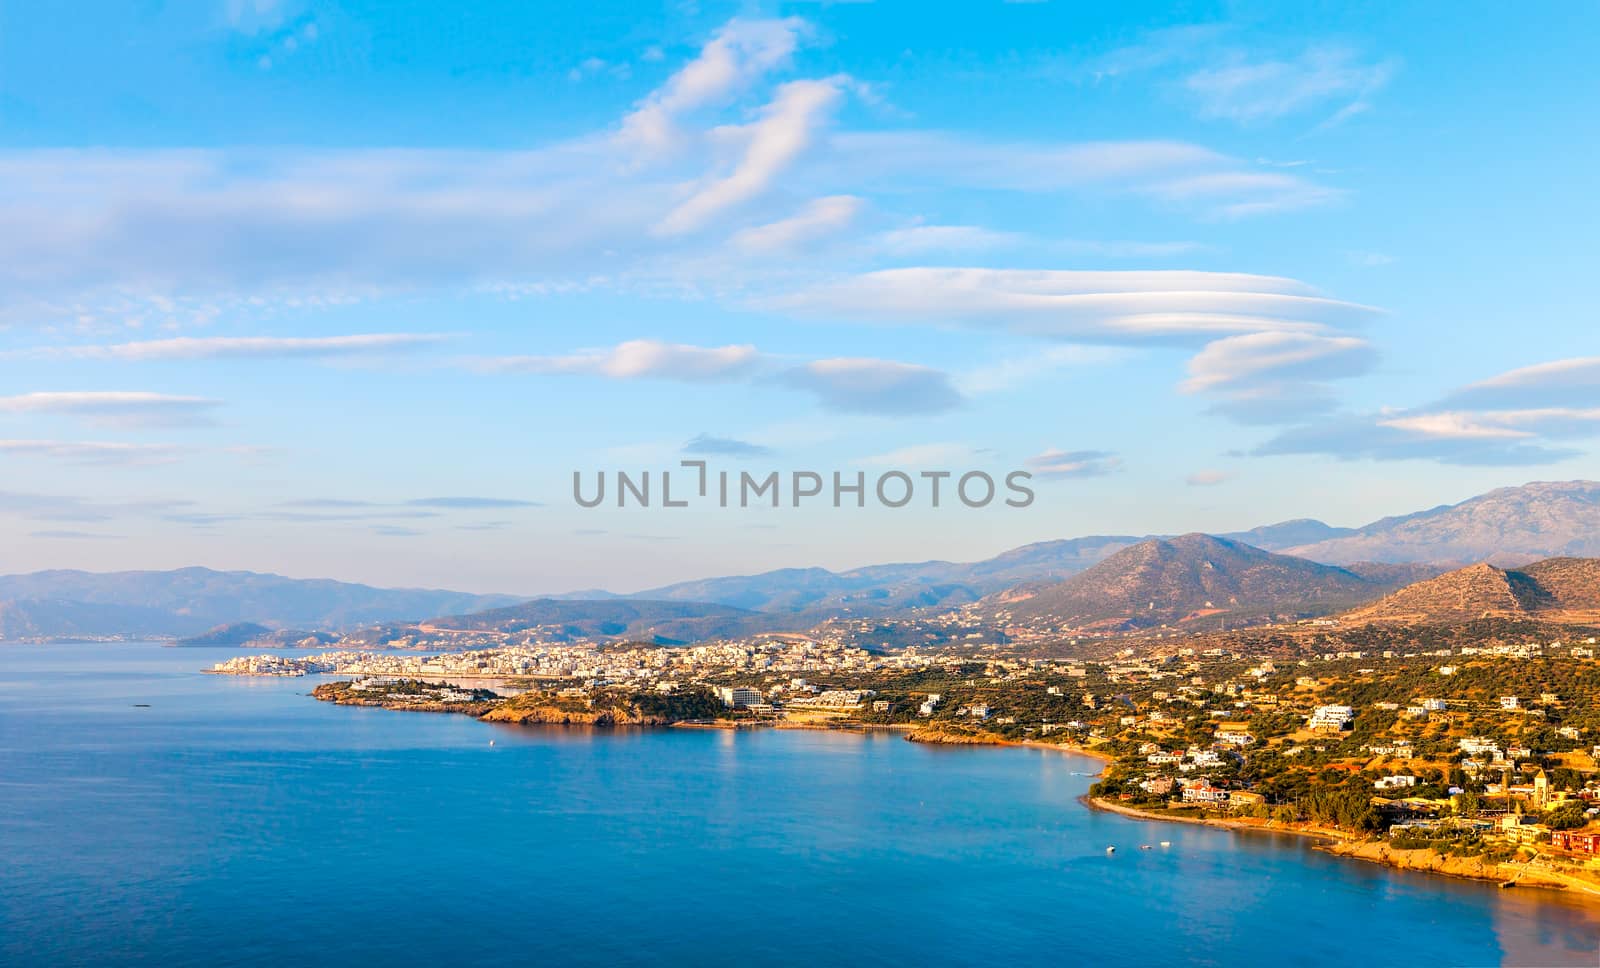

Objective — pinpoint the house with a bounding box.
[1551,831,1600,855]
[1140,776,1175,796]
[1500,696,1522,710]
[1215,722,1255,746]
[1375,775,1419,791]
[1182,781,1230,804]
[1309,705,1354,731]
[1228,791,1266,809]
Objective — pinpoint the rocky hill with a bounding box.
[981,534,1393,632]
[1343,557,1600,624]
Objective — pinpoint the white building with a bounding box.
[1309,705,1354,730]
[1375,775,1419,790]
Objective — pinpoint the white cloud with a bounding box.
[1143,170,1342,217]
[776,268,1374,344]
[618,17,807,159]
[871,224,1021,255]
[1025,449,1121,479]
[683,434,773,458]
[1185,469,1233,486]
[821,133,1336,218]
[35,334,445,361]
[731,195,862,251]
[777,268,1378,424]
[0,440,186,465]
[1441,356,1600,410]
[1250,356,1600,466]
[478,339,762,382]
[657,77,847,234]
[779,358,965,415]
[0,392,221,427]
[0,14,1346,336]
[1182,331,1375,393]
[1379,408,1600,440]
[474,339,963,415]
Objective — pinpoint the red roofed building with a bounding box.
[1550,831,1600,855]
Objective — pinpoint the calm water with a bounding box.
[3,643,1598,967]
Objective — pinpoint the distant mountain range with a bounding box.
[977,534,1414,632]
[3,480,1598,642]
[0,567,519,640]
[1281,480,1600,565]
[618,481,1600,614]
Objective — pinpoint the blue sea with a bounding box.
[3,642,1598,967]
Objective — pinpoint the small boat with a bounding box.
[489,740,496,746]
[1159,841,1171,848]
[1105,846,1116,854]
[1140,845,1152,850]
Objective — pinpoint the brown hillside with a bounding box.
[1342,557,1600,624]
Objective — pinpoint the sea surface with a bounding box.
[3,642,1598,967]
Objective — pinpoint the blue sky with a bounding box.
[1,1,1597,593]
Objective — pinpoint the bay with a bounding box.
[2,642,1597,966]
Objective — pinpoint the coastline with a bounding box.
[1083,796,1600,902]
[305,682,1599,906]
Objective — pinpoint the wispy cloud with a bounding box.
[683,434,774,458]
[731,195,862,251]
[1025,449,1122,479]
[29,334,446,362]
[1181,331,1376,421]
[618,17,808,159]
[1094,28,1395,128]
[0,392,221,427]
[774,268,1375,421]
[658,77,849,235]
[0,490,193,523]
[0,17,1346,327]
[870,224,1022,255]
[1249,354,1600,466]
[476,339,762,382]
[1186,469,1233,486]
[0,439,186,466]
[28,529,126,540]
[776,268,1374,344]
[1184,47,1396,126]
[477,338,966,416]
[405,496,542,509]
[278,496,541,511]
[779,358,964,415]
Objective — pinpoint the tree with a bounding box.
[1545,802,1590,831]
